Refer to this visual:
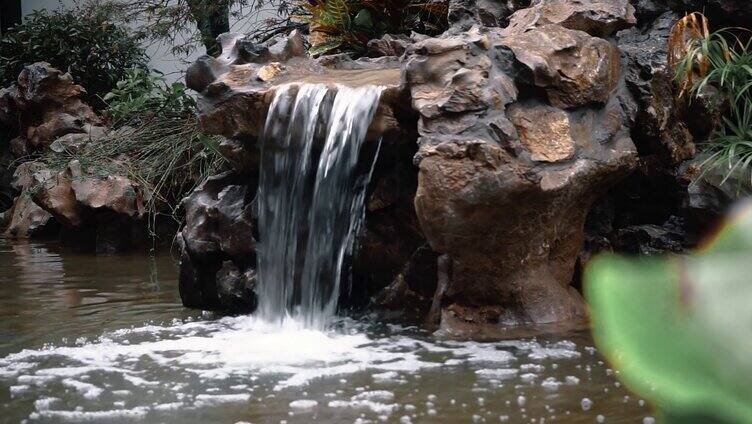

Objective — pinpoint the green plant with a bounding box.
[39,115,225,233]
[103,68,196,125]
[586,201,752,424]
[297,0,448,56]
[39,70,226,233]
[0,5,147,109]
[672,13,752,185]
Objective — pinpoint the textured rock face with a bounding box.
[616,12,695,165]
[3,163,56,238]
[0,63,120,244]
[0,63,103,155]
[11,160,147,252]
[179,0,644,333]
[178,173,257,312]
[179,0,750,333]
[506,0,636,37]
[503,24,621,109]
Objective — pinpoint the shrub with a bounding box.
[0,6,147,109]
[103,68,196,125]
[39,70,226,233]
[297,0,448,56]
[671,13,752,185]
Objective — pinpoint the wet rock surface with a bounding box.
[178,172,257,312]
[176,0,747,335]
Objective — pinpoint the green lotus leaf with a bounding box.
[586,202,752,424]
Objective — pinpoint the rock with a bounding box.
[508,103,575,162]
[23,160,146,251]
[477,0,532,27]
[186,55,221,93]
[448,0,481,30]
[373,245,440,321]
[178,172,257,311]
[506,0,636,37]
[11,161,44,192]
[3,193,56,238]
[612,218,687,255]
[367,34,411,57]
[406,23,637,327]
[4,63,102,153]
[679,157,752,228]
[179,1,644,334]
[0,56,102,213]
[617,12,696,165]
[30,165,81,227]
[502,24,621,109]
[216,261,258,311]
[31,161,145,226]
[256,63,285,82]
[48,125,107,154]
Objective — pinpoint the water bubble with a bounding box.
[517,396,526,407]
[581,398,593,411]
[596,414,605,423]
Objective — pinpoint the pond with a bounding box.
[0,239,655,423]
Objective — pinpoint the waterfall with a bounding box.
[256,83,384,329]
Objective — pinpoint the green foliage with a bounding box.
[103,69,196,125]
[585,201,752,424]
[673,15,752,185]
[298,0,448,56]
[0,6,147,109]
[39,70,226,232]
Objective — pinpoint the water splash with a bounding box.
[256,83,384,328]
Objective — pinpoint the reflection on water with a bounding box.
[0,240,655,423]
[0,240,198,356]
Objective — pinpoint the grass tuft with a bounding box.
[672,13,752,187]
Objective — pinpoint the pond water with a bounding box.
[0,239,655,423]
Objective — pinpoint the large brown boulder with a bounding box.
[179,0,642,336]
[506,0,636,37]
[3,162,57,238]
[177,172,257,312]
[404,25,636,331]
[502,24,621,109]
[26,160,146,252]
[0,63,103,155]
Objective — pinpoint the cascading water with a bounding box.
[256,83,384,329]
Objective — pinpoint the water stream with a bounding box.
[257,83,382,329]
[0,240,655,422]
[0,84,657,423]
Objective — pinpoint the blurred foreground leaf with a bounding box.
[586,202,752,423]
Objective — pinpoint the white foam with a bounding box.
[29,407,149,422]
[475,369,518,380]
[328,399,399,415]
[0,315,590,417]
[289,399,318,409]
[153,402,184,411]
[352,390,395,402]
[34,397,59,411]
[194,393,251,407]
[62,379,103,400]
